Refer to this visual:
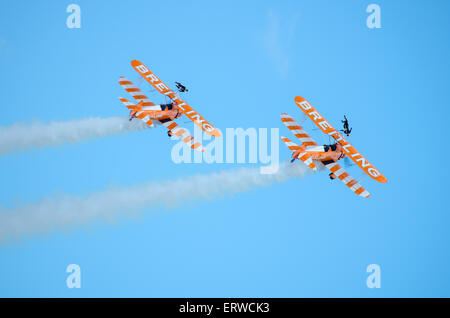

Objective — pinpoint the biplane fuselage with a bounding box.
[128,103,183,121]
[292,143,345,164]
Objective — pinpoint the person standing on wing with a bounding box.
[175,82,189,93]
[340,115,352,137]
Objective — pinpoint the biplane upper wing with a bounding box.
[323,161,370,198]
[280,113,318,146]
[118,76,155,106]
[294,96,387,183]
[158,118,205,152]
[131,60,221,137]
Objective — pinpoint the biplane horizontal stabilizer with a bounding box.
[281,136,317,171]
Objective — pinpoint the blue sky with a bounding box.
[0,0,449,297]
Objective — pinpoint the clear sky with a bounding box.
[0,0,449,297]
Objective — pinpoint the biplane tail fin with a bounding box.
[281,136,317,171]
[118,98,153,127]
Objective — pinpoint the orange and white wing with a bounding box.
[159,119,205,152]
[118,76,155,107]
[324,162,370,198]
[280,113,318,147]
[281,136,317,171]
[280,136,301,151]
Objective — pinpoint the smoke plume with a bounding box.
[0,117,152,155]
[0,162,319,243]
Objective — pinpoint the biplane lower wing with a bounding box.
[280,113,318,147]
[324,162,370,198]
[158,118,205,152]
[130,60,221,137]
[294,96,387,184]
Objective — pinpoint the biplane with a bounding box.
[281,96,387,198]
[118,60,221,152]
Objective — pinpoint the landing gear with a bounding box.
[168,131,173,137]
[329,172,336,180]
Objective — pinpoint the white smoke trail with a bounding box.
[0,117,154,155]
[0,162,319,243]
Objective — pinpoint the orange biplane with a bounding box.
[281,96,387,198]
[118,60,221,152]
